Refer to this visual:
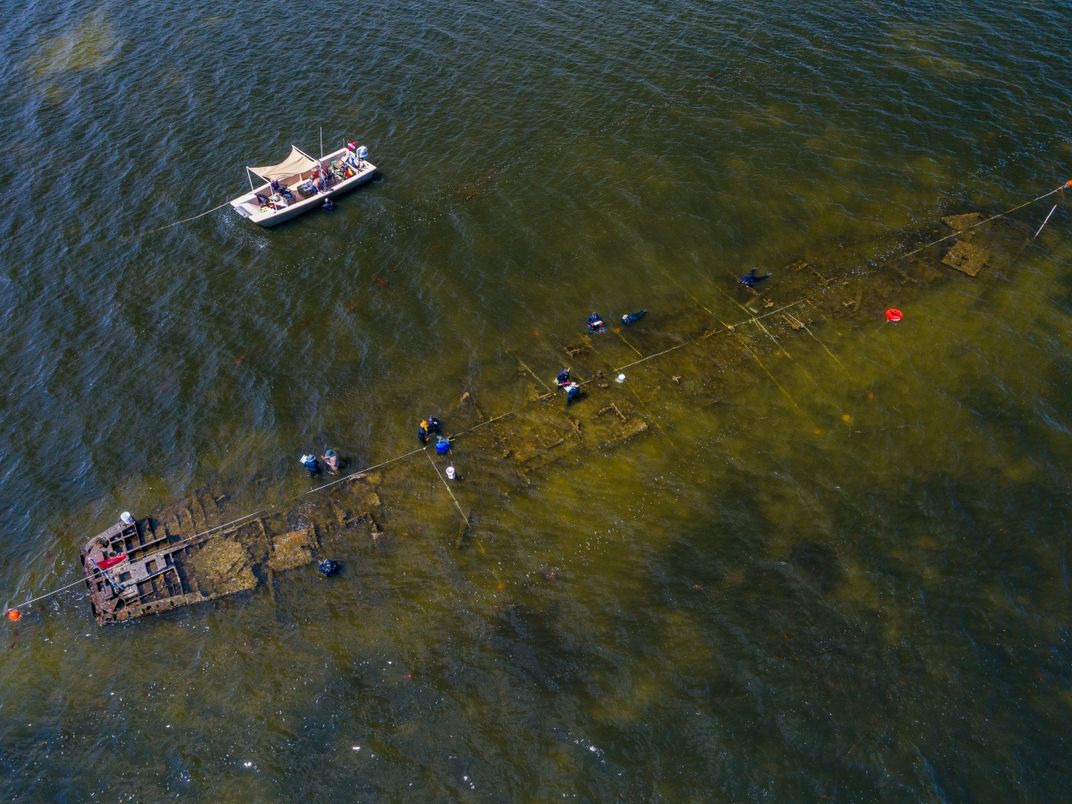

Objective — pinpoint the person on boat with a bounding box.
[556,368,572,388]
[269,193,287,210]
[321,449,340,475]
[587,313,606,333]
[345,141,360,169]
[621,310,647,326]
[300,453,321,477]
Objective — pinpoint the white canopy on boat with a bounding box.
[248,146,318,182]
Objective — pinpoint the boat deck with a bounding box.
[230,147,377,226]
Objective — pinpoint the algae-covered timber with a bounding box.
[80,208,1024,624]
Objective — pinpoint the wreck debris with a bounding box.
[940,212,990,276]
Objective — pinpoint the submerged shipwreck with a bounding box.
[80,206,1033,624]
[79,479,384,625]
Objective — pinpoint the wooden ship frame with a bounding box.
[80,210,1025,624]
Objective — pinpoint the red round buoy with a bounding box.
[6,609,21,622]
[885,308,903,323]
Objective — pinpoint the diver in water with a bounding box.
[739,268,771,288]
[556,368,572,388]
[299,453,321,477]
[321,449,340,475]
[587,313,606,333]
[564,382,582,406]
[620,310,647,326]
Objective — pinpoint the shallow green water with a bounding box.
[1,0,1071,798]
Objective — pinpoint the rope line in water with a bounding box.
[512,354,555,395]
[9,181,1068,618]
[1034,204,1059,239]
[303,446,428,496]
[136,202,232,238]
[612,299,806,372]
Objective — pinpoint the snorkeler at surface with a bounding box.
[739,268,771,288]
[564,382,582,406]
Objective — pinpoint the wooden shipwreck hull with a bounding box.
[80,211,1019,625]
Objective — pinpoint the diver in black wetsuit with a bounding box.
[739,268,771,288]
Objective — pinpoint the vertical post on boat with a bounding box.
[319,127,324,161]
[246,168,255,193]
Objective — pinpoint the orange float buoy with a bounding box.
[885,308,903,323]
[6,609,21,622]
